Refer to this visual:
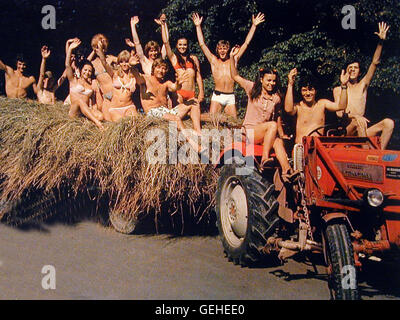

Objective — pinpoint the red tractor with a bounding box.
[215,122,400,299]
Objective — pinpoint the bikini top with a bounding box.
[173,59,195,71]
[70,83,93,96]
[112,77,135,92]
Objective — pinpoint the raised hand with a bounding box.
[69,38,81,50]
[129,53,140,66]
[192,13,203,26]
[41,46,51,59]
[154,18,165,25]
[159,13,167,24]
[176,71,189,85]
[288,68,297,85]
[252,12,265,26]
[97,40,104,51]
[66,38,79,51]
[125,38,135,48]
[131,16,139,27]
[374,22,390,40]
[340,69,349,86]
[230,45,240,57]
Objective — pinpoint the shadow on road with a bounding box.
[358,258,400,299]
[0,193,220,237]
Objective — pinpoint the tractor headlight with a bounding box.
[366,189,384,208]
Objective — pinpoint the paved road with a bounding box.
[0,218,399,300]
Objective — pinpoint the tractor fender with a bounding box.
[215,141,261,168]
[321,212,351,228]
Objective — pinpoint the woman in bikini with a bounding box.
[95,42,138,122]
[230,46,294,180]
[87,34,117,121]
[65,38,104,130]
[154,16,203,135]
[155,16,204,104]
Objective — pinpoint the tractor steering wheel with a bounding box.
[307,113,351,137]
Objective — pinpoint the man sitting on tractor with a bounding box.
[284,69,349,144]
[333,22,393,150]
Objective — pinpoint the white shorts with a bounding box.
[211,91,235,107]
[147,106,179,118]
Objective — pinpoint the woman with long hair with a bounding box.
[230,45,294,180]
[154,15,203,134]
[156,16,204,105]
[65,38,104,129]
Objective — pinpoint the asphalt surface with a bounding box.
[1,218,399,300]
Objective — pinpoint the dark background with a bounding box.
[0,0,399,147]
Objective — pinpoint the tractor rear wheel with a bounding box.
[323,223,359,300]
[216,163,279,266]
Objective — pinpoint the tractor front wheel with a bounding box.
[323,223,359,300]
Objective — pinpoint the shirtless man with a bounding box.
[132,58,202,142]
[0,54,37,99]
[37,46,62,105]
[333,22,393,149]
[192,12,265,119]
[129,16,166,76]
[285,68,349,144]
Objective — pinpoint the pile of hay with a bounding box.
[0,97,239,232]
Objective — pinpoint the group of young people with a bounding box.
[0,14,394,176]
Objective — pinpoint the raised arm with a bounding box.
[95,41,114,78]
[362,22,390,86]
[87,50,96,62]
[236,12,265,61]
[0,59,13,76]
[37,46,50,91]
[325,70,349,112]
[159,13,168,59]
[65,38,81,81]
[131,66,146,86]
[229,45,248,89]
[65,38,76,54]
[192,13,215,64]
[57,69,67,88]
[130,16,146,63]
[284,68,297,116]
[155,17,175,63]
